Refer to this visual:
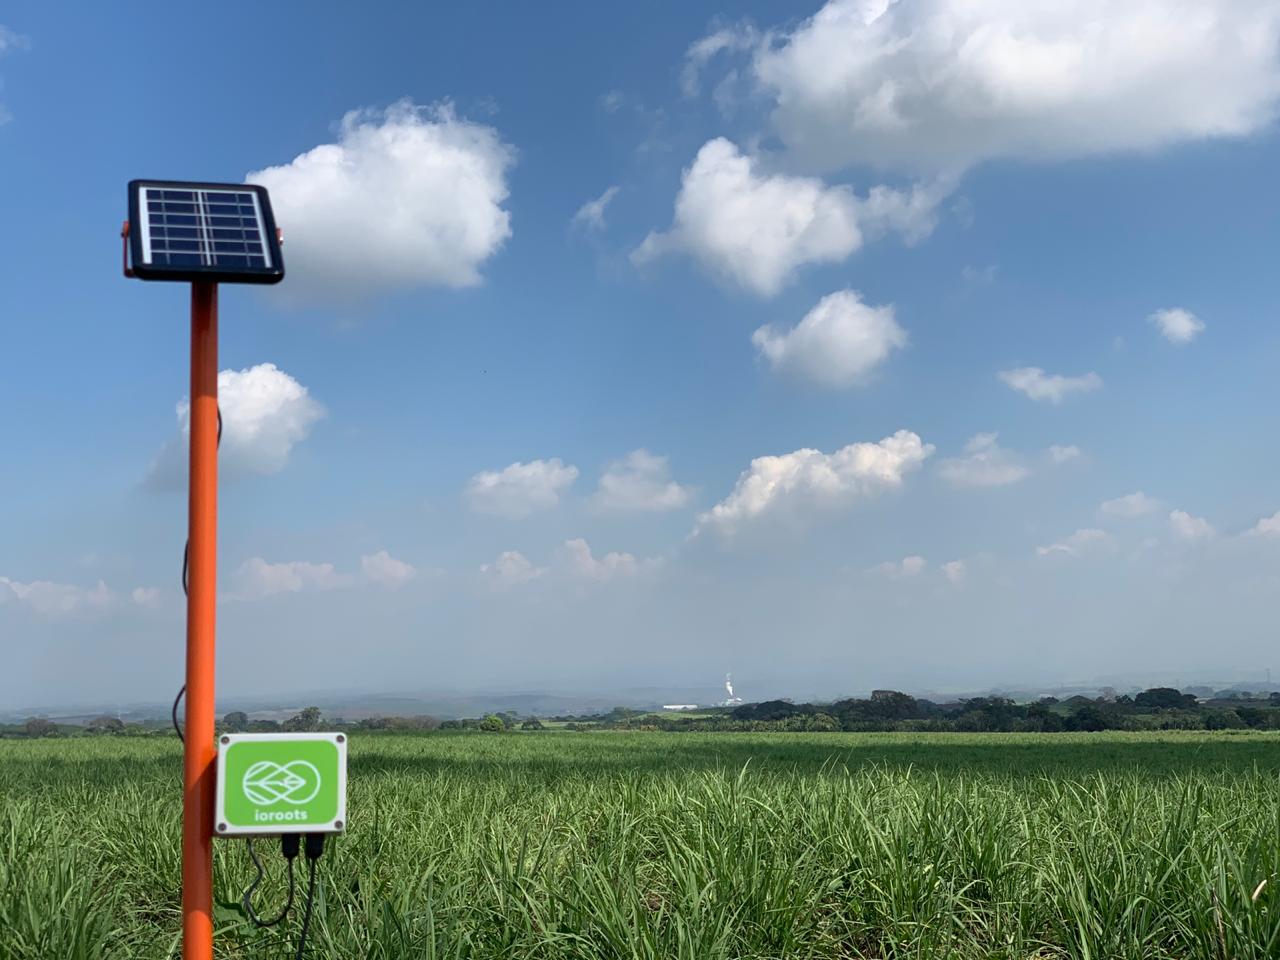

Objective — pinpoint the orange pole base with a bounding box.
[182,282,218,960]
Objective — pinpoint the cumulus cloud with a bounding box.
[479,550,547,586]
[0,26,29,125]
[633,138,945,296]
[753,289,907,388]
[592,450,692,512]
[1047,444,1081,464]
[747,0,1280,174]
[0,26,28,55]
[1148,307,1205,345]
[696,429,932,536]
[465,458,579,518]
[875,555,925,578]
[149,363,324,488]
[938,433,1029,487]
[998,367,1102,404]
[246,100,514,300]
[1248,510,1280,538]
[557,538,641,581]
[360,550,415,588]
[961,264,998,286]
[1101,491,1161,517]
[480,541,654,586]
[682,24,759,96]
[0,576,113,618]
[1037,528,1110,558]
[230,558,346,600]
[1169,509,1215,541]
[571,186,620,231]
[131,587,161,608]
[942,559,966,583]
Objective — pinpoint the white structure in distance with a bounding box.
[721,673,743,707]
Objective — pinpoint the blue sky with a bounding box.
[3,1,1280,709]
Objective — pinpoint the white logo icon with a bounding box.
[242,760,321,806]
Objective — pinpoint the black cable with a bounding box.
[243,835,299,927]
[296,834,325,960]
[172,685,185,742]
[171,407,221,743]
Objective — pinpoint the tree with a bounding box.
[1203,710,1246,730]
[479,714,505,732]
[869,690,920,719]
[23,717,56,738]
[732,700,802,722]
[88,715,125,734]
[1066,706,1108,732]
[521,717,545,730]
[221,711,249,733]
[805,712,839,732]
[1026,701,1064,732]
[283,706,323,732]
[1134,687,1198,711]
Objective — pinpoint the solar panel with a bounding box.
[127,179,284,284]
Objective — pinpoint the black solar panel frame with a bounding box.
[128,179,285,284]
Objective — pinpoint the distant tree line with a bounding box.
[589,688,1280,734]
[6,688,1280,739]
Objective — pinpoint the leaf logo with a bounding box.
[242,760,322,806]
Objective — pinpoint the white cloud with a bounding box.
[633,138,944,297]
[753,289,907,388]
[961,264,998,286]
[0,25,28,55]
[360,550,415,588]
[593,450,692,512]
[1148,307,1205,345]
[0,25,29,125]
[230,558,346,600]
[479,551,541,584]
[696,429,932,536]
[479,550,547,586]
[875,555,925,578]
[998,367,1102,404]
[466,458,579,518]
[599,90,625,113]
[558,538,643,581]
[131,587,161,608]
[0,577,113,618]
[1037,528,1110,558]
[571,186,620,231]
[150,363,324,487]
[1169,509,1215,541]
[748,0,1280,174]
[682,25,759,96]
[938,433,1029,487]
[942,559,966,583]
[1047,444,1081,464]
[1248,510,1280,538]
[246,100,514,300]
[1100,491,1161,517]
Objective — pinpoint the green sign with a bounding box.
[215,733,347,836]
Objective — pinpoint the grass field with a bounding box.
[3,731,1279,958]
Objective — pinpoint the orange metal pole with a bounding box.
[183,281,218,960]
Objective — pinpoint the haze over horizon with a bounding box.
[4,1,1280,709]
